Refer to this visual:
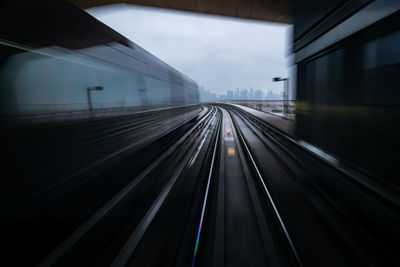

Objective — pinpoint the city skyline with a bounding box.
[199,86,283,102]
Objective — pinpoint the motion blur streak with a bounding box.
[1,0,400,266]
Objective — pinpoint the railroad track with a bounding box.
[38,106,219,266]
[192,107,300,267]
[2,104,399,266]
[223,104,400,266]
[1,105,209,266]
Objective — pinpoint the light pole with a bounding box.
[272,77,289,114]
[87,86,103,111]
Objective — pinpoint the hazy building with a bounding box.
[249,88,254,99]
[240,89,248,100]
[254,89,264,100]
[226,90,234,100]
[234,88,240,100]
[266,90,282,100]
[199,86,217,102]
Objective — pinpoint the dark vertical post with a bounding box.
[87,88,93,111]
[284,78,289,114]
[273,77,289,115]
[87,86,103,112]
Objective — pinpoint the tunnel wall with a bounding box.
[0,0,199,116]
[293,0,400,185]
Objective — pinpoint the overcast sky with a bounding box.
[87,4,292,96]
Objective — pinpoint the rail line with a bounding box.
[224,104,400,266]
[39,106,217,266]
[228,109,302,266]
[192,107,301,267]
[4,103,398,266]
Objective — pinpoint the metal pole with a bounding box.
[284,78,289,114]
[87,88,92,111]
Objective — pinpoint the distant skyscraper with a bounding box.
[254,89,264,100]
[266,90,282,100]
[234,88,240,100]
[227,89,234,100]
[240,89,248,100]
[199,86,217,102]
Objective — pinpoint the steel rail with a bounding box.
[3,107,206,216]
[227,108,303,267]
[191,108,221,267]
[111,107,218,267]
[38,107,215,266]
[228,105,400,208]
[229,106,399,265]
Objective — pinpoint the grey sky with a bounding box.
[87,4,292,96]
